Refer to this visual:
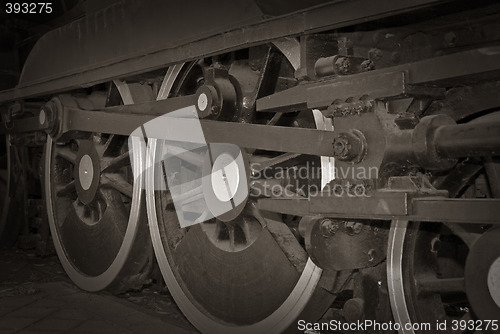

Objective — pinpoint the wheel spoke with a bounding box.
[101,173,133,198]
[180,189,204,206]
[166,178,203,206]
[227,224,236,252]
[445,223,481,248]
[266,112,283,126]
[250,46,284,103]
[246,201,267,227]
[484,157,500,197]
[56,199,79,227]
[192,208,211,226]
[88,206,97,222]
[234,216,260,246]
[416,274,465,295]
[251,152,301,173]
[214,219,223,238]
[101,151,131,172]
[157,65,184,100]
[240,218,253,238]
[56,180,76,197]
[165,145,205,166]
[113,80,135,105]
[56,147,77,164]
[101,135,123,157]
[162,190,174,208]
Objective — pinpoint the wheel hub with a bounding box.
[74,141,100,205]
[194,74,237,121]
[78,154,94,191]
[197,92,209,114]
[195,85,218,118]
[202,143,249,222]
[466,227,500,321]
[210,153,240,202]
[488,256,500,308]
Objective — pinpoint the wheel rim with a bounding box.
[45,89,148,291]
[387,220,414,334]
[145,41,335,333]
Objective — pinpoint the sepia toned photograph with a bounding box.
[0,0,499,333]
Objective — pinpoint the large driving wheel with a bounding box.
[45,88,151,292]
[145,41,336,333]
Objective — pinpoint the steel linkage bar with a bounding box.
[3,93,500,167]
[257,195,500,225]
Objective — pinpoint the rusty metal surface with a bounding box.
[0,0,446,103]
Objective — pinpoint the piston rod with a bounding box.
[435,116,500,159]
[387,114,500,170]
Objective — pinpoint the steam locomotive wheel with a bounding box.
[388,157,499,332]
[45,88,150,292]
[146,43,335,333]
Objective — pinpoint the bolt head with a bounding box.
[353,222,364,234]
[39,108,46,125]
[333,135,350,158]
[368,48,383,61]
[444,31,457,47]
[345,221,364,235]
[320,219,339,236]
[360,59,375,71]
[334,57,351,74]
